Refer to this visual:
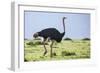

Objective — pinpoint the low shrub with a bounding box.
[24,58,28,62]
[26,41,48,46]
[64,38,73,41]
[52,52,57,56]
[36,42,48,45]
[26,41,34,46]
[61,51,76,56]
[82,38,90,40]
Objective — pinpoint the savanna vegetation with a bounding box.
[24,38,90,62]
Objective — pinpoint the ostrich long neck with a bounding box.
[63,17,66,33]
[60,17,66,38]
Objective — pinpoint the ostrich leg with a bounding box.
[50,40,54,58]
[43,39,47,56]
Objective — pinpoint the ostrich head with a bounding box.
[63,17,67,19]
[33,32,39,38]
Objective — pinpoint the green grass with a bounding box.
[24,39,90,62]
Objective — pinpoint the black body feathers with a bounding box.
[38,28,65,42]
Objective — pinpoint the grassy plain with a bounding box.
[24,39,90,62]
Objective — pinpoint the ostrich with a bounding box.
[33,17,66,58]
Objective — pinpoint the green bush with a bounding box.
[64,37,72,41]
[26,41,34,46]
[61,51,76,56]
[35,42,48,45]
[82,38,90,40]
[52,52,57,56]
[24,58,28,62]
[26,41,48,46]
